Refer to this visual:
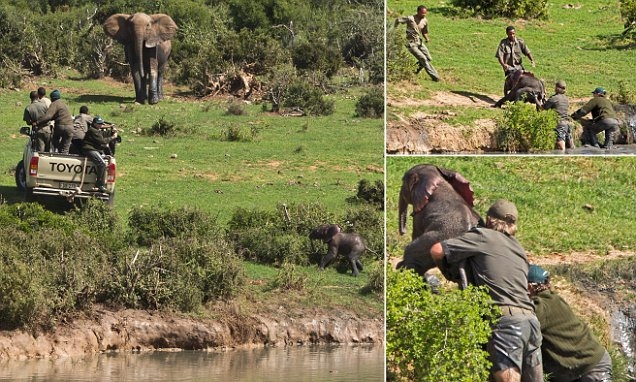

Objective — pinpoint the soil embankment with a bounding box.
[0,308,383,359]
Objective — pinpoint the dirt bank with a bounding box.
[0,307,383,360]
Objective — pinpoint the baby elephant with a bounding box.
[309,224,365,276]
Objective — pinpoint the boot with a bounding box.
[604,130,613,150]
[585,129,600,148]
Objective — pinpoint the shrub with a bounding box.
[450,0,549,19]
[496,101,557,152]
[282,80,335,116]
[386,268,498,381]
[226,99,247,116]
[127,205,220,246]
[361,261,384,294]
[292,40,342,79]
[106,237,245,311]
[355,86,384,118]
[148,116,177,137]
[270,261,307,291]
[348,178,384,209]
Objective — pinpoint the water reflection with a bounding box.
[0,344,383,382]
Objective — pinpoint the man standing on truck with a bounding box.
[71,105,92,154]
[34,90,74,154]
[82,116,118,194]
[23,91,51,152]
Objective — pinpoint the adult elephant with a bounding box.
[103,13,177,105]
[309,224,366,277]
[396,164,483,287]
[494,70,546,110]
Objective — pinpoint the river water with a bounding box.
[0,344,383,381]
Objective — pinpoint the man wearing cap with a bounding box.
[528,264,613,382]
[82,116,118,194]
[394,5,440,82]
[543,80,574,151]
[571,87,619,150]
[34,89,74,154]
[496,26,536,80]
[23,90,51,152]
[430,200,543,382]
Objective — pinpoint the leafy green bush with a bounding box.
[106,237,245,311]
[0,202,73,233]
[386,25,418,83]
[496,101,558,152]
[269,261,307,291]
[620,0,636,37]
[127,205,221,246]
[282,80,335,116]
[292,40,342,79]
[450,0,549,19]
[348,178,384,210]
[387,268,498,382]
[355,86,384,118]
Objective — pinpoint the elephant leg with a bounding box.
[148,70,159,105]
[349,258,360,277]
[319,252,336,270]
[132,69,147,104]
[355,259,363,272]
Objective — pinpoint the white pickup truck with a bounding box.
[14,126,117,205]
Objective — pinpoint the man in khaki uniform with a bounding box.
[394,5,439,82]
[23,91,51,152]
[496,26,536,77]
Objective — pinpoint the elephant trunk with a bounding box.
[398,188,408,235]
[134,27,145,78]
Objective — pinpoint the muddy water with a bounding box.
[0,344,383,381]
[612,309,636,380]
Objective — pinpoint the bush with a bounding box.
[348,178,384,209]
[127,205,221,246]
[106,237,245,311]
[450,0,549,19]
[355,86,384,118]
[292,40,342,79]
[270,261,308,291]
[496,101,558,152]
[386,268,498,381]
[282,80,335,116]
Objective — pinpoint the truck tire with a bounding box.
[15,160,35,202]
[15,160,26,191]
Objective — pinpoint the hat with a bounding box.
[50,89,61,100]
[592,87,606,95]
[487,199,518,223]
[528,264,549,284]
[555,80,566,89]
[93,116,105,125]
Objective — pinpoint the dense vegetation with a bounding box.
[0,183,383,330]
[0,0,384,116]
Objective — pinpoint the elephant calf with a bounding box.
[309,224,365,276]
[397,164,483,286]
[495,70,546,110]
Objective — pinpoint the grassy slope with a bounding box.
[0,76,384,317]
[387,0,635,121]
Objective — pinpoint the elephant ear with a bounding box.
[435,166,475,207]
[103,13,132,43]
[326,224,341,238]
[145,14,178,48]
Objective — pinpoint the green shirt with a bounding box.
[441,227,533,311]
[532,290,606,381]
[572,96,617,121]
[395,15,428,44]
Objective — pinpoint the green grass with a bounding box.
[0,75,383,226]
[387,0,635,120]
[242,261,382,317]
[386,157,636,257]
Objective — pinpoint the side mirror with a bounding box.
[20,126,31,136]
